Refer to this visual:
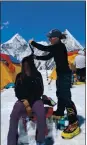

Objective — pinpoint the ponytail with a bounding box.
[59,34,66,40]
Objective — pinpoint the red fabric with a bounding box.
[8,63,15,73]
[32,107,53,121]
[0,53,15,72]
[0,53,11,63]
[46,107,53,118]
[67,51,78,56]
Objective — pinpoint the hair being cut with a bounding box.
[21,55,37,76]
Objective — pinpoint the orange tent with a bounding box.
[49,51,78,80]
[0,53,21,90]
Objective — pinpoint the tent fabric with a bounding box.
[0,53,21,73]
[0,53,21,90]
[8,63,15,73]
[49,53,78,80]
[0,53,21,64]
[5,83,15,89]
[0,53,15,72]
[67,51,78,56]
[0,53,11,63]
[68,54,78,64]
[49,68,57,80]
[9,55,21,64]
[1,62,21,90]
[1,62,13,90]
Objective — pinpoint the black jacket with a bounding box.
[14,71,44,107]
[31,41,71,75]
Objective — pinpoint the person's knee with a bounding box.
[10,101,24,118]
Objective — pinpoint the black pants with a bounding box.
[56,73,78,124]
[76,68,86,82]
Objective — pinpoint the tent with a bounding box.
[67,51,78,56]
[5,83,15,89]
[9,55,21,64]
[1,62,14,90]
[68,54,78,64]
[0,53,16,73]
[49,51,78,80]
[1,53,21,90]
[0,53,21,64]
[1,62,21,90]
[0,53,11,63]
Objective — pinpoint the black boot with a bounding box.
[53,100,65,117]
[53,105,65,119]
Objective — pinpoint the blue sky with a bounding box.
[1,1,85,47]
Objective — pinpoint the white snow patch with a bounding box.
[1,72,85,145]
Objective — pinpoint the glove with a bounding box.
[21,99,32,117]
[28,38,34,44]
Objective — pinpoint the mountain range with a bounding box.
[1,29,84,70]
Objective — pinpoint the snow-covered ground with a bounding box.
[1,71,85,145]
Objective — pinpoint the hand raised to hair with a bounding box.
[28,38,34,44]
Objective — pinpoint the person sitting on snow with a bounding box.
[74,50,86,82]
[7,55,54,145]
[29,29,80,139]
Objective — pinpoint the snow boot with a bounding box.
[52,110,64,120]
[61,121,81,139]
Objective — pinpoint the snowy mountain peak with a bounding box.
[1,29,84,70]
[4,33,27,45]
[10,33,21,41]
[1,33,31,59]
[11,33,19,38]
[64,29,71,35]
[62,29,84,51]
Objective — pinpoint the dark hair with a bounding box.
[59,34,66,40]
[21,55,37,75]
